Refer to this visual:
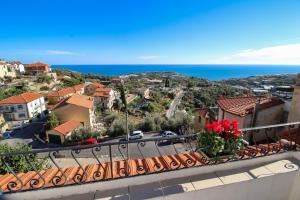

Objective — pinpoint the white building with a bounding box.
[9,61,25,74]
[0,92,46,129]
[0,61,17,78]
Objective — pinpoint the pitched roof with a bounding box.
[52,120,81,135]
[73,84,84,91]
[93,88,112,97]
[0,92,43,105]
[66,94,93,109]
[217,96,284,117]
[25,62,49,71]
[47,84,84,97]
[89,82,104,88]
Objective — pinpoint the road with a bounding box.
[44,133,193,160]
[0,120,53,149]
[0,122,194,162]
[166,89,184,119]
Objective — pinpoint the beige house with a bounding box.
[136,87,150,99]
[51,94,95,128]
[85,82,104,96]
[217,96,284,128]
[217,96,285,141]
[46,120,81,144]
[47,84,84,104]
[93,88,115,109]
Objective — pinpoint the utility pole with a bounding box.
[119,82,129,162]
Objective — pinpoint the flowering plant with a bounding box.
[197,120,243,157]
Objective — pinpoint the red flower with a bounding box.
[206,124,213,131]
[231,120,239,129]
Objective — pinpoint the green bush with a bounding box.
[40,86,50,91]
[68,127,100,142]
[45,113,59,130]
[36,74,52,84]
[0,144,48,174]
[107,119,135,137]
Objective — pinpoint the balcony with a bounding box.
[1,122,300,200]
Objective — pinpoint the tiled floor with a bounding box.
[46,159,300,200]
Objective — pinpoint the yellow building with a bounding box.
[51,94,95,128]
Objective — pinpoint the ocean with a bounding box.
[51,64,300,80]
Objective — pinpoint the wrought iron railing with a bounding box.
[0,122,299,193]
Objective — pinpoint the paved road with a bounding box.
[0,121,47,147]
[166,89,184,119]
[46,133,193,160]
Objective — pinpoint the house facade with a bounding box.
[93,88,115,109]
[51,94,95,128]
[25,62,51,75]
[9,61,25,74]
[217,96,285,141]
[0,61,17,78]
[47,84,84,104]
[85,82,104,96]
[46,120,81,144]
[0,93,46,129]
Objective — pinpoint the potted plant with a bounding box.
[197,120,244,159]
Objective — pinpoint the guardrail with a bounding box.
[0,122,299,193]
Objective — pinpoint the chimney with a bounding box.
[288,74,300,122]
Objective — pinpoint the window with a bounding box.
[0,106,4,111]
[18,113,26,118]
[17,105,23,110]
[198,116,202,123]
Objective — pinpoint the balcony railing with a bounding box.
[0,122,299,193]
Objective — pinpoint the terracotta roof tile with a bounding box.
[47,84,84,97]
[25,62,50,71]
[52,120,81,135]
[0,92,43,105]
[93,88,112,97]
[217,96,284,117]
[89,82,104,88]
[66,94,93,109]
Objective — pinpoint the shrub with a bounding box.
[40,86,50,91]
[45,113,59,130]
[0,144,48,174]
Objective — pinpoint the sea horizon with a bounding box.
[52,64,300,80]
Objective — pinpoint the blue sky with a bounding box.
[1,0,300,64]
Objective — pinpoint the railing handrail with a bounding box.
[0,133,199,156]
[1,121,300,156]
[240,121,300,132]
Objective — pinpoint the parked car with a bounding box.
[80,137,97,145]
[161,131,185,143]
[128,130,144,140]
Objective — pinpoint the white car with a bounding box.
[128,131,144,140]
